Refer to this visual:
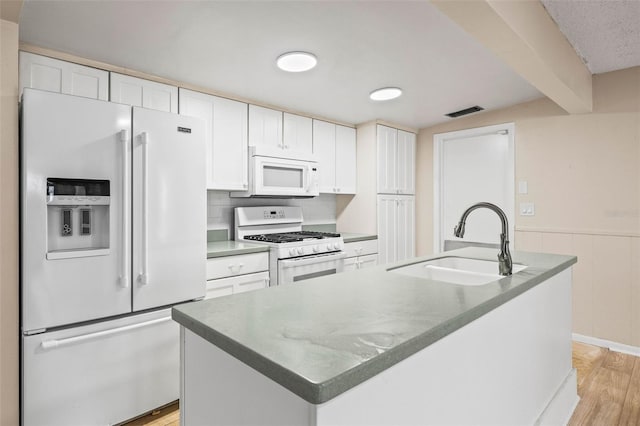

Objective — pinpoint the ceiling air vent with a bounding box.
[445,105,484,118]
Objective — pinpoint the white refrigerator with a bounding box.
[20,88,206,425]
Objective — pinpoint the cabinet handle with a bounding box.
[284,145,289,149]
[228,263,245,273]
[265,277,270,287]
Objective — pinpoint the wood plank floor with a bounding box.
[124,342,640,425]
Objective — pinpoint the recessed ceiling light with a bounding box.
[370,87,403,101]
[276,52,317,72]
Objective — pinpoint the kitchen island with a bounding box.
[172,248,578,425]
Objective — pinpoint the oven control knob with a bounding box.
[326,244,332,251]
[313,245,319,253]
[297,247,304,255]
[334,243,340,250]
[289,248,297,256]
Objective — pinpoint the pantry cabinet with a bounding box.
[377,195,415,265]
[179,89,248,191]
[377,125,415,195]
[249,105,313,157]
[19,51,109,100]
[110,73,178,113]
[313,120,356,194]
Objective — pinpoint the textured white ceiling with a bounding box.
[541,0,640,74]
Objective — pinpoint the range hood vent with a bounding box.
[445,105,484,118]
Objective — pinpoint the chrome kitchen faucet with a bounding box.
[453,202,513,276]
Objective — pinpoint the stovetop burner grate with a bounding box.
[244,231,341,244]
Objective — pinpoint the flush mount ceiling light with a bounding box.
[276,51,317,72]
[369,87,403,101]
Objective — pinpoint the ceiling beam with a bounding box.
[430,0,592,114]
[1,0,23,23]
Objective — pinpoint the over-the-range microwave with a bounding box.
[230,146,319,198]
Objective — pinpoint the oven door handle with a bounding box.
[279,251,346,269]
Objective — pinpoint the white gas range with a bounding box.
[235,206,346,286]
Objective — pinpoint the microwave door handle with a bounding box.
[119,129,130,288]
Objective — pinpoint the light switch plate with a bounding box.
[518,181,528,194]
[520,202,535,216]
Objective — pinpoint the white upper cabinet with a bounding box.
[110,73,178,113]
[314,120,356,194]
[19,51,108,100]
[249,105,313,158]
[376,125,415,195]
[283,113,313,155]
[248,105,283,151]
[335,125,357,194]
[396,130,416,195]
[179,89,248,191]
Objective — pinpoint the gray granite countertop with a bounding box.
[174,247,576,404]
[341,232,378,243]
[207,240,269,258]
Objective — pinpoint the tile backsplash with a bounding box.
[207,191,336,239]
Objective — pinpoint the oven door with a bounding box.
[277,251,346,285]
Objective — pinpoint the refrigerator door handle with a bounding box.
[40,316,172,350]
[120,129,130,288]
[139,132,150,285]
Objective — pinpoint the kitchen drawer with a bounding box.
[343,239,378,258]
[206,252,269,280]
[358,254,378,269]
[205,271,270,300]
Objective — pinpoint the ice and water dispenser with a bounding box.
[46,178,111,259]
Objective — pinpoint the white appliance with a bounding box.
[20,88,206,426]
[235,206,345,285]
[230,146,319,198]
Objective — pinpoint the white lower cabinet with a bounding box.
[205,252,270,299]
[343,239,378,272]
[206,271,270,299]
[377,195,415,265]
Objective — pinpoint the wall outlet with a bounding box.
[520,202,535,216]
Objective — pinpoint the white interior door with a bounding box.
[434,124,515,253]
[132,108,206,311]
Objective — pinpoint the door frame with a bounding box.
[433,122,515,253]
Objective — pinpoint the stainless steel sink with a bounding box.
[389,257,527,286]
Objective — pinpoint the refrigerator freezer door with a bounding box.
[132,107,206,310]
[22,309,178,426]
[21,89,132,331]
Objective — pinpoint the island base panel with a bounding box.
[181,268,577,425]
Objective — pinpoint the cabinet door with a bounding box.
[377,195,399,265]
[343,257,359,272]
[396,195,415,262]
[358,254,378,269]
[313,120,336,193]
[284,113,313,155]
[397,130,416,195]
[335,125,357,194]
[248,104,283,150]
[376,125,397,194]
[19,51,108,100]
[110,73,178,113]
[205,272,269,300]
[179,89,248,190]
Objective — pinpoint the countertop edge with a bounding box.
[342,234,378,243]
